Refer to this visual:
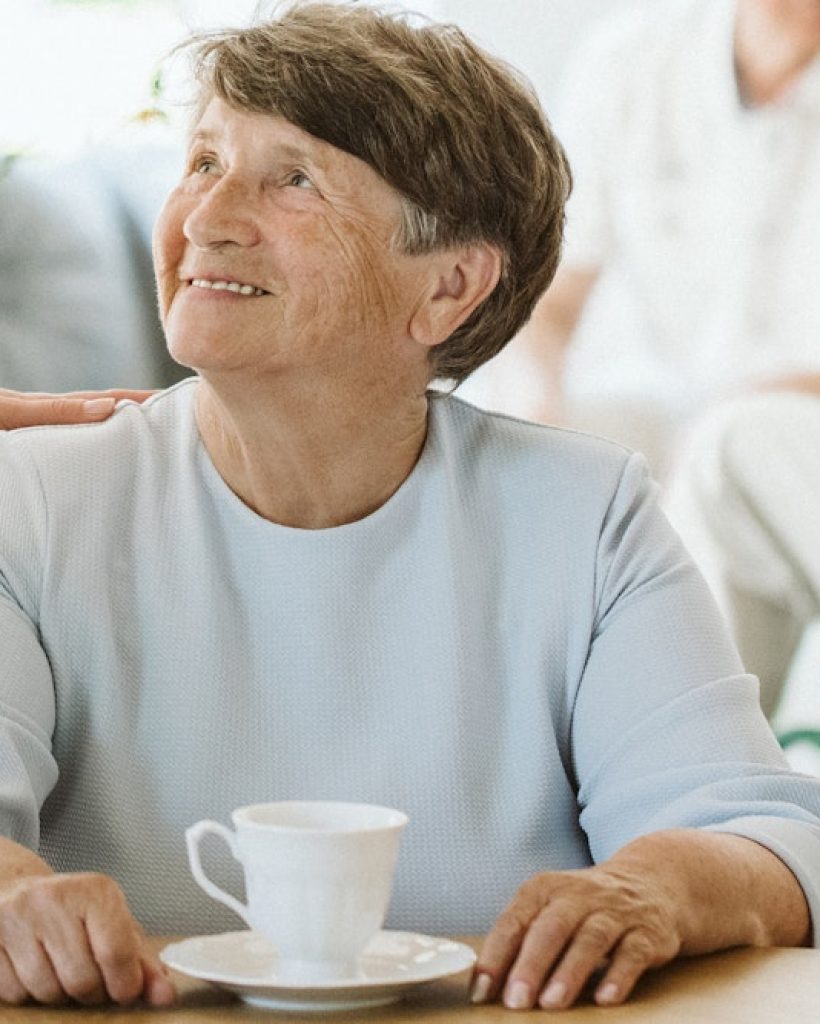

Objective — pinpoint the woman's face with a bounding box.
[153,98,430,380]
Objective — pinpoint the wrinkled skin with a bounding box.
[0,866,173,1006]
[152,98,433,386]
[474,862,681,1010]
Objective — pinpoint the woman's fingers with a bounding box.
[140,952,176,1007]
[471,893,537,1004]
[0,946,26,1005]
[85,896,155,1005]
[0,871,173,1007]
[4,936,65,1006]
[134,920,175,1007]
[499,901,579,1009]
[593,928,678,1007]
[535,913,622,1009]
[473,866,682,1010]
[41,918,106,1006]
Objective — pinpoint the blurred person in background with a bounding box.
[477,0,820,721]
[482,0,820,475]
[665,389,820,720]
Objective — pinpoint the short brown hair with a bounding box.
[183,2,571,384]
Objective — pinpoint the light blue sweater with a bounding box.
[1,379,819,940]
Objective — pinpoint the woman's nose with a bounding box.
[183,177,262,250]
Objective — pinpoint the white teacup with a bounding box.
[186,800,408,982]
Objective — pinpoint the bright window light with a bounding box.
[0,0,441,155]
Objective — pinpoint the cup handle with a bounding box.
[185,819,251,926]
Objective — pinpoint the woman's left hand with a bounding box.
[470,862,682,1011]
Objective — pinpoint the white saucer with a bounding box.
[160,930,476,1012]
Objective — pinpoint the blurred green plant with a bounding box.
[130,66,170,125]
[0,152,23,182]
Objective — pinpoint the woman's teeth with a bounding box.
[191,279,266,296]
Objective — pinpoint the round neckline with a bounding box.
[191,384,439,540]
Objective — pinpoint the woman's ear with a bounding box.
[409,243,502,349]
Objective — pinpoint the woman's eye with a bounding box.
[288,171,314,190]
[193,155,218,174]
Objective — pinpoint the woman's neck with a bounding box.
[195,374,430,529]
[735,0,820,106]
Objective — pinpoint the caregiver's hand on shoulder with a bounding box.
[0,871,175,1007]
[0,388,155,430]
[471,859,682,1011]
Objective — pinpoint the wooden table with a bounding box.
[2,938,819,1022]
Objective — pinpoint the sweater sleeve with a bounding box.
[570,452,820,944]
[0,433,58,849]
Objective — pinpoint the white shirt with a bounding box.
[558,0,820,413]
[2,380,819,938]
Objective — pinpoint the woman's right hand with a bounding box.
[0,871,175,1006]
[0,389,155,430]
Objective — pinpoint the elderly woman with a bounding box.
[0,1,818,1013]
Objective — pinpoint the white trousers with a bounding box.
[664,392,820,718]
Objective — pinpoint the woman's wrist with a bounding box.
[607,829,809,952]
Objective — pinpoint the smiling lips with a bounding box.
[189,278,268,297]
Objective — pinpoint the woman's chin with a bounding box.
[165,334,237,374]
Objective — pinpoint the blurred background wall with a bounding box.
[0,0,658,155]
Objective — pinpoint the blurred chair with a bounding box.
[0,144,187,392]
